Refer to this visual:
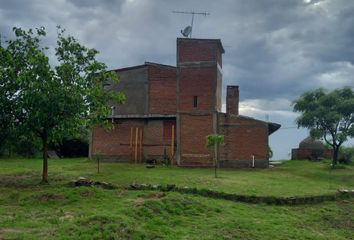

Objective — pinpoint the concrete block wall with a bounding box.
[112,66,149,115]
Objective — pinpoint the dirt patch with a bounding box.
[134,192,166,206]
[36,193,65,201]
[0,228,22,234]
[144,192,166,199]
[321,200,354,230]
[0,171,40,188]
[0,171,69,188]
[79,190,95,197]
[59,212,74,222]
[0,228,22,239]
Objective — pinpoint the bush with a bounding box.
[0,135,40,157]
[338,146,354,164]
[57,138,88,158]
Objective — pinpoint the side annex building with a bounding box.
[89,38,280,167]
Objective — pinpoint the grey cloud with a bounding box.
[2,0,354,159]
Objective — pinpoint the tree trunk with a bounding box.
[332,146,339,167]
[41,132,49,184]
[214,143,217,178]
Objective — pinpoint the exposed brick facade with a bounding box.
[177,39,221,63]
[177,38,224,166]
[291,148,332,160]
[148,64,176,114]
[91,120,144,161]
[91,118,175,162]
[90,38,280,168]
[179,114,214,166]
[219,114,269,167]
[226,86,239,115]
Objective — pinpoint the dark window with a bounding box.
[193,96,198,108]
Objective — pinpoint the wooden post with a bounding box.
[130,127,133,163]
[171,125,175,165]
[135,127,138,164]
[139,128,143,162]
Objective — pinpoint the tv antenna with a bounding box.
[172,10,210,38]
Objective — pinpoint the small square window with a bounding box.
[193,96,198,108]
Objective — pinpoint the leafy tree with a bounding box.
[0,27,125,183]
[0,33,21,154]
[206,134,224,177]
[293,88,354,166]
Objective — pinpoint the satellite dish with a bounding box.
[181,25,192,37]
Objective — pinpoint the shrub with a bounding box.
[57,138,89,158]
[338,146,354,164]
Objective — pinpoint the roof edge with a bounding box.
[217,112,281,135]
[109,61,176,73]
[177,37,225,54]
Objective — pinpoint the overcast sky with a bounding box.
[1,0,353,159]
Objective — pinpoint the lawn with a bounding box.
[0,158,353,239]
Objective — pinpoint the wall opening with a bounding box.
[163,120,176,141]
[193,96,198,108]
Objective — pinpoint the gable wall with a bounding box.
[218,114,269,167]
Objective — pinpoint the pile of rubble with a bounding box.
[69,177,117,189]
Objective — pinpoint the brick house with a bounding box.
[291,136,332,160]
[89,38,280,167]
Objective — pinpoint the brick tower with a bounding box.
[176,38,225,166]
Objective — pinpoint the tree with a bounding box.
[0,27,125,183]
[293,88,354,167]
[0,33,21,154]
[206,134,224,177]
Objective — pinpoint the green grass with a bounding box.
[0,158,353,239]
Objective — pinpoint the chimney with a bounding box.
[226,85,239,115]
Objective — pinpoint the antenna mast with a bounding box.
[172,10,210,38]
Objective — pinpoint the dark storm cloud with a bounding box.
[1,0,352,96]
[67,0,123,9]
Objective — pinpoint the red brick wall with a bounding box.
[91,120,144,160]
[177,39,223,167]
[148,65,177,114]
[178,39,218,63]
[144,120,173,159]
[180,114,214,166]
[217,49,222,67]
[226,86,239,115]
[179,67,216,112]
[218,114,269,167]
[291,148,332,160]
[91,119,176,162]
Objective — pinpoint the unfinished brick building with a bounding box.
[89,38,280,167]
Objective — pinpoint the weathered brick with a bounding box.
[90,38,280,168]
